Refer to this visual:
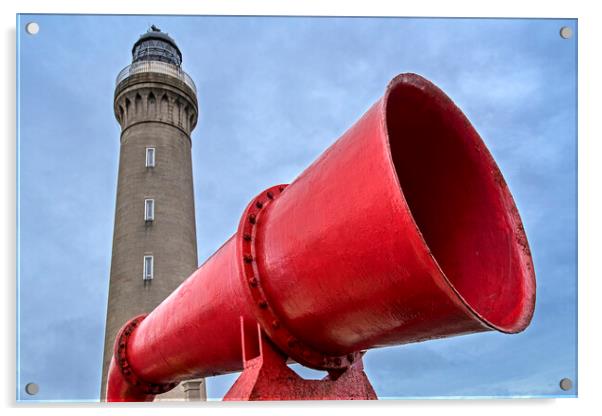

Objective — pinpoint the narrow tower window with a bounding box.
[144,199,155,222]
[146,147,156,167]
[143,255,154,281]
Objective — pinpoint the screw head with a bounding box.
[25,22,39,35]
[559,378,573,391]
[25,383,39,396]
[559,26,573,39]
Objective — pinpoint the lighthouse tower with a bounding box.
[101,26,205,401]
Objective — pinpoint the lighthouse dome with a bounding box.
[131,25,182,66]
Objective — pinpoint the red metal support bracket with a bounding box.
[224,318,377,401]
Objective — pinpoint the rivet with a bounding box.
[256,201,263,209]
[248,277,258,287]
[119,343,125,349]
[258,300,268,308]
[267,191,274,199]
[287,337,297,348]
[243,233,252,241]
[243,254,253,263]
[271,320,280,329]
[249,214,256,224]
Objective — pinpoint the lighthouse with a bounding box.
[101,26,205,401]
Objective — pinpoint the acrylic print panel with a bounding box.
[16,14,577,402]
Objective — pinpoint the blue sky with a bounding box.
[16,15,577,401]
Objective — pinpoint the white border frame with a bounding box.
[6,1,601,415]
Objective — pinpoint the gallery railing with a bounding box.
[115,61,196,94]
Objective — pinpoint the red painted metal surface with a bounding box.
[223,320,377,400]
[106,73,536,401]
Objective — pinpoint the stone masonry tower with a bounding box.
[101,26,206,401]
